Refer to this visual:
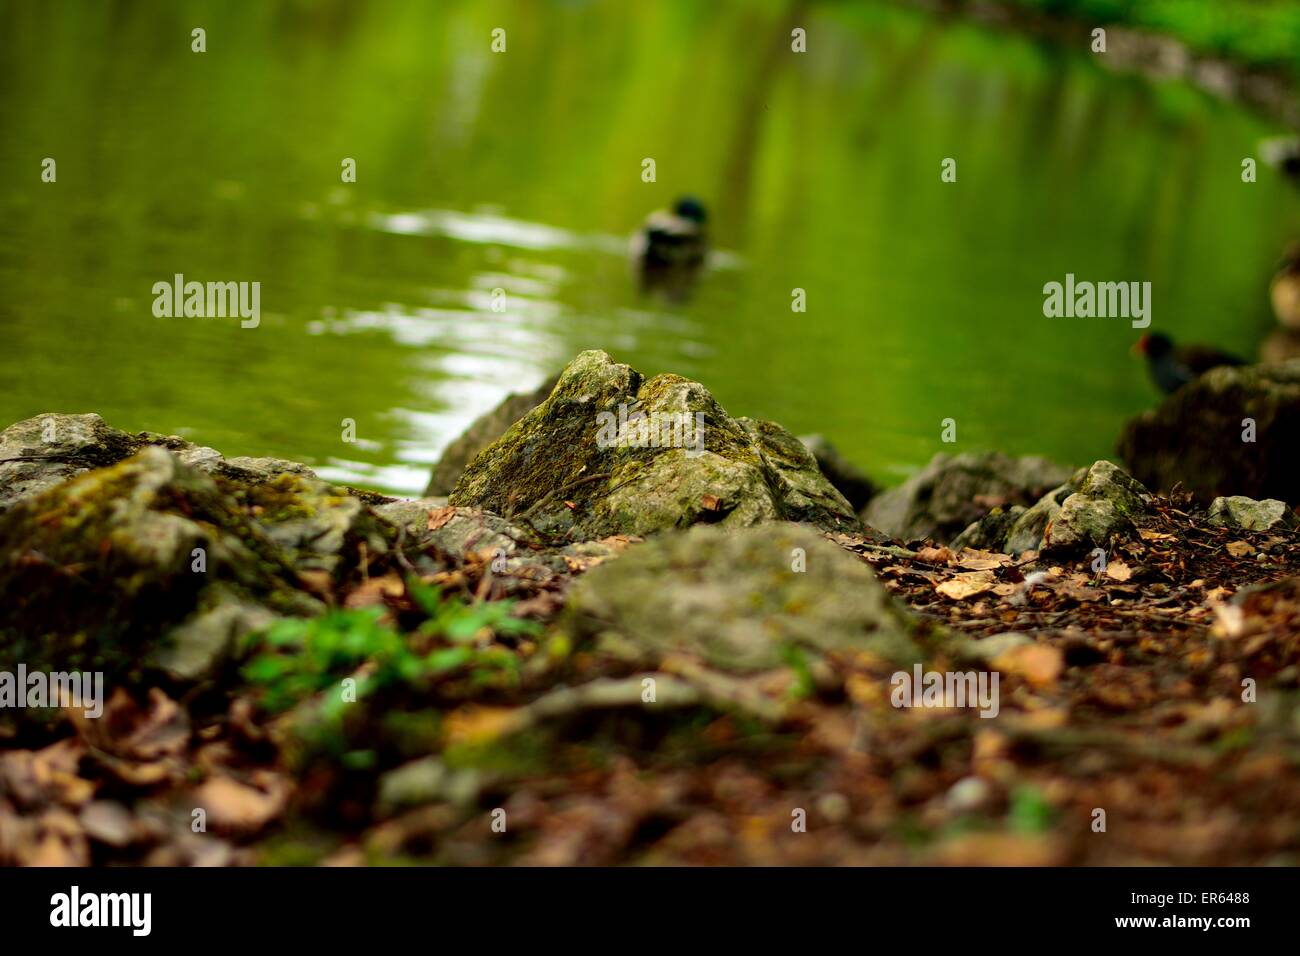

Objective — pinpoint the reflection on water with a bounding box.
[0,0,1296,495]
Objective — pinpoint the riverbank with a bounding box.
[2,351,1299,866]
[903,0,1300,126]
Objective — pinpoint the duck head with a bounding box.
[673,196,708,226]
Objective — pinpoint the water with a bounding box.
[1,0,1295,495]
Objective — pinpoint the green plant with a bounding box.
[240,580,541,715]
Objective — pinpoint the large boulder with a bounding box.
[448,351,860,540]
[0,447,322,683]
[424,374,560,497]
[862,451,1073,544]
[1118,361,1300,503]
[559,523,919,673]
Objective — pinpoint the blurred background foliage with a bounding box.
[0,0,1296,494]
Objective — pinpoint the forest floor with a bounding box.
[5,489,1298,867]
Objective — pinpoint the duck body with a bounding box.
[632,197,708,300]
[1134,332,1245,395]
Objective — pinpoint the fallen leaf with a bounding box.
[993,644,1064,688]
[915,546,954,565]
[701,493,722,512]
[443,706,527,747]
[1104,560,1133,582]
[956,550,1010,571]
[192,772,288,834]
[936,570,996,600]
[1226,541,1255,558]
[427,506,457,530]
[344,572,405,609]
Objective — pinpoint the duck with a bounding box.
[1270,242,1300,330]
[1132,332,1245,395]
[631,196,708,300]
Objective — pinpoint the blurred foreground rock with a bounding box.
[559,523,919,673]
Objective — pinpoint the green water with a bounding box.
[1,0,1295,495]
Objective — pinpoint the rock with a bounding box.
[448,351,860,540]
[0,413,158,513]
[1207,495,1299,532]
[230,470,393,576]
[862,451,1073,544]
[0,447,321,682]
[951,506,1026,552]
[1003,479,1079,555]
[1118,361,1300,503]
[1041,460,1153,555]
[559,523,919,673]
[376,500,538,563]
[951,461,1154,556]
[0,412,321,515]
[376,757,479,815]
[798,434,877,511]
[424,375,560,497]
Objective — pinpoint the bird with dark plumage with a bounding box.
[631,196,708,301]
[1132,331,1245,395]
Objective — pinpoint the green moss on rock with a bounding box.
[0,447,320,682]
[448,351,860,540]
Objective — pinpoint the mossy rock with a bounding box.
[448,351,859,540]
[863,451,1073,544]
[1041,460,1152,555]
[0,447,321,683]
[424,374,560,496]
[558,523,919,673]
[1118,360,1300,503]
[0,412,321,515]
[1207,495,1299,532]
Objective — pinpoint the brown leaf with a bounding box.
[956,549,1010,571]
[0,739,93,809]
[993,644,1064,688]
[427,506,457,530]
[915,546,954,565]
[344,572,405,609]
[443,705,527,747]
[701,493,722,512]
[936,571,996,600]
[1104,560,1133,582]
[1226,540,1255,558]
[192,772,288,834]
